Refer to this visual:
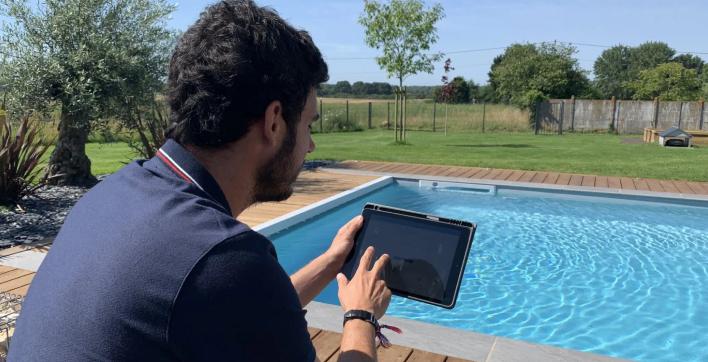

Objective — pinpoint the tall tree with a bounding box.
[594,45,633,99]
[358,0,445,89]
[467,79,480,101]
[629,41,676,74]
[493,42,590,110]
[673,54,705,74]
[351,81,366,95]
[0,0,177,185]
[625,62,703,101]
[333,81,352,94]
[484,54,506,103]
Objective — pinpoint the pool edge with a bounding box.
[253,176,393,237]
[305,301,634,362]
[320,168,708,207]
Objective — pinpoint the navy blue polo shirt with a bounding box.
[8,139,316,362]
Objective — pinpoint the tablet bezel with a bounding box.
[341,203,476,309]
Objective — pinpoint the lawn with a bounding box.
[50,130,708,182]
[308,130,708,182]
[44,142,140,175]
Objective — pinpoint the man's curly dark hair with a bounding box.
[165,0,329,149]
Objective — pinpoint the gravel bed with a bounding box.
[0,160,338,248]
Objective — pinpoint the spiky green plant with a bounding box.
[0,111,56,206]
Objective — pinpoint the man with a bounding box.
[8,1,392,361]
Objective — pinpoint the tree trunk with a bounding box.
[43,105,96,186]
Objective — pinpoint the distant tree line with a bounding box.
[317,81,432,99]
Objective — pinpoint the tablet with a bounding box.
[342,203,476,309]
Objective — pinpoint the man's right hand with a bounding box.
[336,247,392,319]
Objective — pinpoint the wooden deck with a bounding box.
[308,327,474,362]
[327,161,708,194]
[0,240,50,296]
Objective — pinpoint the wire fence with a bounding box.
[314,100,531,134]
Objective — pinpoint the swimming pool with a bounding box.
[269,180,708,362]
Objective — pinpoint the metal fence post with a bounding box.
[482,101,486,133]
[534,102,540,135]
[615,101,621,134]
[677,102,684,129]
[610,96,616,133]
[433,99,436,132]
[319,99,323,133]
[368,102,372,129]
[699,99,705,130]
[653,97,659,128]
[570,96,575,132]
[346,100,349,129]
[559,102,564,135]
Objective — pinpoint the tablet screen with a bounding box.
[349,212,463,302]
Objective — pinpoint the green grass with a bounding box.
[43,142,138,175]
[318,100,529,133]
[35,130,708,182]
[308,130,708,182]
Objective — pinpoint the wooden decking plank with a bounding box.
[459,168,485,179]
[633,179,650,191]
[396,164,427,175]
[406,349,447,362]
[448,167,475,178]
[0,266,17,275]
[375,163,408,173]
[421,166,450,176]
[607,177,622,189]
[581,176,596,187]
[482,169,504,180]
[426,166,456,177]
[439,167,464,177]
[312,330,342,362]
[0,274,34,291]
[7,284,30,296]
[673,181,695,194]
[595,176,608,188]
[376,344,413,362]
[367,162,396,172]
[543,173,561,184]
[659,181,680,193]
[0,269,33,284]
[447,358,477,362]
[411,165,438,175]
[687,182,708,195]
[619,178,636,190]
[493,170,514,181]
[568,175,583,186]
[556,174,572,185]
[308,327,322,340]
[645,180,665,193]
[530,173,549,183]
[470,169,492,179]
[506,170,526,182]
[517,172,537,183]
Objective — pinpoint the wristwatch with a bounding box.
[343,310,379,329]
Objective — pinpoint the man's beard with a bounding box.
[252,127,302,203]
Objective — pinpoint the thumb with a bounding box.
[336,273,349,289]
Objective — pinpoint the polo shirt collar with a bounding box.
[157,139,232,215]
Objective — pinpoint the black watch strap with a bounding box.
[343,310,379,329]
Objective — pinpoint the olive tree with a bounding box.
[0,0,177,185]
[358,0,445,89]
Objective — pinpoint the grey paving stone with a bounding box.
[488,337,635,362]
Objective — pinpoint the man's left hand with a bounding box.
[325,215,364,271]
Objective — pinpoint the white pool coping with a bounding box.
[321,167,708,205]
[253,176,394,237]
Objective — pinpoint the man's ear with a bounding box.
[261,100,284,146]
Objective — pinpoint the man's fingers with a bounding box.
[357,246,375,273]
[336,273,349,289]
[339,215,364,235]
[371,254,390,276]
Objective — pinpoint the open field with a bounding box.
[317,99,530,133]
[39,130,708,182]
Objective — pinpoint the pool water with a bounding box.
[269,182,708,362]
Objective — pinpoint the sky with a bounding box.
[169,0,708,86]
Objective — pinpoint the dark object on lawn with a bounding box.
[665,139,686,147]
[659,127,692,147]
